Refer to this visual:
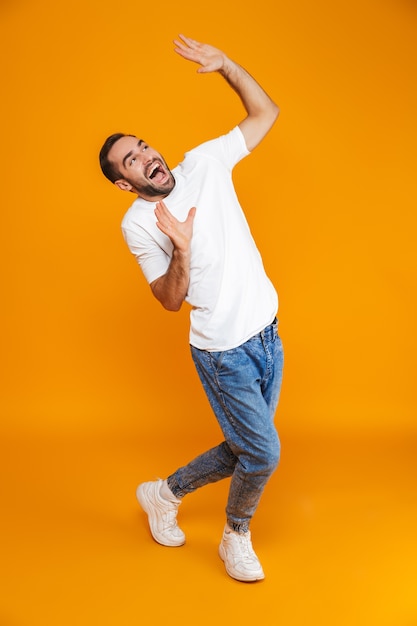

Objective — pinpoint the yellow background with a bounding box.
[1,0,416,624]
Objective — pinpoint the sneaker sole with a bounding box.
[218,543,265,582]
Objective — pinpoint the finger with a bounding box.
[154,207,171,230]
[174,35,204,62]
[197,66,215,74]
[187,206,197,220]
[174,47,194,61]
[173,36,196,54]
[155,200,166,214]
[173,38,188,51]
[155,207,173,230]
[155,200,173,220]
[177,34,201,48]
[155,221,171,237]
[173,44,200,63]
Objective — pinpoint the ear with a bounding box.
[114,179,133,192]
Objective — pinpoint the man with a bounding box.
[99,34,284,582]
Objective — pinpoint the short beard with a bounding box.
[136,173,176,199]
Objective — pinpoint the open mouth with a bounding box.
[148,162,164,180]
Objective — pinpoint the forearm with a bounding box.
[220,58,279,150]
[150,248,191,311]
[220,58,279,120]
[174,36,279,146]
[150,201,196,311]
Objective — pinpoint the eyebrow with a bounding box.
[122,139,144,169]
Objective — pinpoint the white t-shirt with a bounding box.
[121,126,278,351]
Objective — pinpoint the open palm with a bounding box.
[174,34,227,74]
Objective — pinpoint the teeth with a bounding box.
[149,162,160,178]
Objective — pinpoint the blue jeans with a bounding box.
[167,319,284,533]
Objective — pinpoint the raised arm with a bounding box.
[174,34,279,151]
[150,201,196,311]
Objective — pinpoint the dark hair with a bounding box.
[99,133,135,183]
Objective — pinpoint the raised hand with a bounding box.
[154,200,196,253]
[173,34,228,74]
[173,34,279,152]
[151,200,196,311]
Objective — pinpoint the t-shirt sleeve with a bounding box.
[190,126,250,170]
[121,223,172,285]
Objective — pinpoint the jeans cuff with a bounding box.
[227,520,250,534]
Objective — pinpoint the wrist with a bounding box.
[173,246,191,261]
[219,55,235,78]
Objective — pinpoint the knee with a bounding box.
[249,437,281,477]
[263,441,281,474]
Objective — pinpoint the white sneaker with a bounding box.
[219,526,265,582]
[136,480,185,547]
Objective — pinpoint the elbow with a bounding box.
[262,101,280,137]
[150,279,184,311]
[162,300,183,312]
[157,292,184,312]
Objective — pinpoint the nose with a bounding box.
[142,152,153,166]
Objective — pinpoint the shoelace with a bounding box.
[232,533,256,562]
[161,501,180,528]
